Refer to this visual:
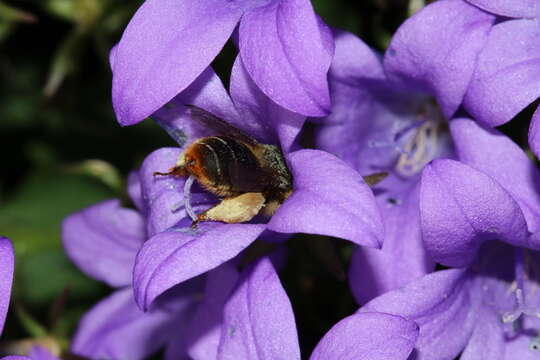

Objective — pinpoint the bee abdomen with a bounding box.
[194,136,265,194]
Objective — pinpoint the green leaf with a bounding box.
[0,171,115,307]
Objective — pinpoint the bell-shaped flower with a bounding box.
[131,55,385,312]
[111,0,334,126]
[358,119,540,359]
[315,21,490,303]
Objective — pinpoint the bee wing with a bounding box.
[186,105,259,146]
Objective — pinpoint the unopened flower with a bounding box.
[111,0,334,126]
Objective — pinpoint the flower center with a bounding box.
[394,100,445,177]
[501,249,540,338]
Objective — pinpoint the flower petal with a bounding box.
[217,257,300,360]
[230,56,305,152]
[268,149,384,248]
[27,347,60,360]
[310,312,419,360]
[360,269,475,360]
[384,0,494,118]
[152,67,243,147]
[61,200,145,287]
[239,0,334,117]
[460,305,504,360]
[133,222,265,310]
[349,185,434,305]
[315,29,403,173]
[451,118,540,232]
[0,237,14,335]
[529,105,540,160]
[420,159,530,267]
[184,264,239,360]
[465,0,537,18]
[71,286,198,360]
[112,0,244,125]
[464,19,540,126]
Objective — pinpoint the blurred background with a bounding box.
[0,0,533,357]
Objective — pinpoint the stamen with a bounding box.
[502,249,540,327]
[396,120,439,176]
[183,176,198,222]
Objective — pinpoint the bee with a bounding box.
[154,105,293,226]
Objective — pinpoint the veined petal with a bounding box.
[465,0,537,19]
[360,269,475,360]
[310,313,419,360]
[267,150,384,248]
[451,118,540,232]
[230,56,305,152]
[133,223,265,310]
[72,286,198,360]
[420,159,530,267]
[315,30,403,174]
[0,237,14,335]
[217,257,300,360]
[61,200,145,287]
[112,0,244,125]
[384,0,494,118]
[184,264,239,360]
[460,305,504,360]
[152,67,243,148]
[464,19,540,126]
[239,0,334,117]
[529,105,540,160]
[350,185,434,305]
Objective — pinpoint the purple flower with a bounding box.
[0,237,14,338]
[216,256,419,360]
[61,173,206,360]
[131,56,385,312]
[389,0,540,158]
[315,22,485,303]
[111,0,334,126]
[358,119,540,359]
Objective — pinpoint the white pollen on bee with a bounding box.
[184,175,198,222]
[176,153,186,167]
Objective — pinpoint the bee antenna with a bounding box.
[183,175,198,222]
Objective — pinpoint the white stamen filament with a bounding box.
[184,175,198,222]
[396,120,439,176]
[502,249,540,326]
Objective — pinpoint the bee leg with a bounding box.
[191,192,266,226]
[153,165,188,177]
